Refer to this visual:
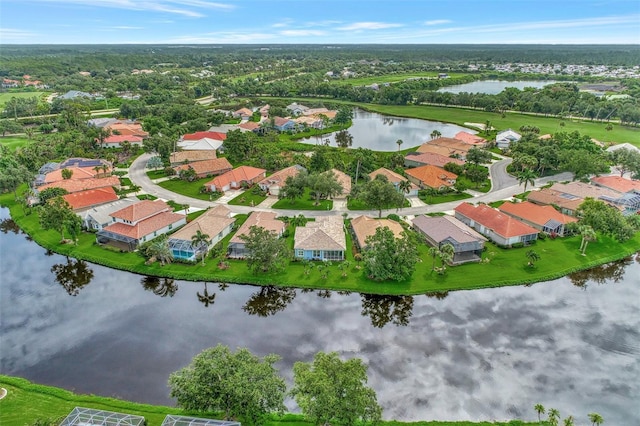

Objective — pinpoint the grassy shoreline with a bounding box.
[0,375,538,426]
[2,191,639,296]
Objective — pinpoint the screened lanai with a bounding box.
[168,238,199,261]
[161,415,241,426]
[59,407,145,426]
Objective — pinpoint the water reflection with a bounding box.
[568,255,635,289]
[243,286,297,317]
[424,291,449,300]
[51,257,94,296]
[197,282,216,307]
[141,276,178,297]
[0,218,20,234]
[360,294,414,328]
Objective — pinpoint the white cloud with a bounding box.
[338,22,403,31]
[424,19,452,26]
[167,32,276,43]
[280,30,326,37]
[110,26,144,30]
[0,28,37,42]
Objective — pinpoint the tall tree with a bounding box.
[517,168,537,192]
[588,412,604,426]
[396,139,403,151]
[279,172,307,204]
[239,225,289,274]
[0,146,33,198]
[466,147,492,167]
[307,170,343,205]
[359,175,404,218]
[363,227,419,282]
[191,229,211,266]
[38,196,76,242]
[430,130,441,139]
[147,237,173,265]
[609,148,640,177]
[534,404,546,423]
[169,345,286,425]
[291,352,382,426]
[579,225,597,255]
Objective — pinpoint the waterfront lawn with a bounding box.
[227,190,268,207]
[0,375,538,426]
[157,177,219,201]
[271,189,333,211]
[0,136,30,150]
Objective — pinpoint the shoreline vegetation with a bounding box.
[0,374,540,426]
[2,190,639,296]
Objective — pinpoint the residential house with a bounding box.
[404,152,465,169]
[169,150,217,166]
[227,211,285,258]
[454,131,487,146]
[606,143,640,155]
[330,169,352,199]
[454,202,538,247]
[168,205,235,261]
[2,78,20,88]
[498,201,577,236]
[173,158,233,179]
[100,134,144,148]
[178,131,227,151]
[205,166,266,192]
[81,197,138,230]
[59,90,94,100]
[350,215,404,251]
[272,117,296,132]
[591,175,640,195]
[258,165,306,196]
[416,137,474,159]
[259,104,270,117]
[368,167,419,196]
[526,188,584,216]
[237,121,262,132]
[412,215,487,264]
[286,102,309,116]
[39,166,107,186]
[405,165,457,190]
[96,200,186,251]
[104,120,149,139]
[294,216,346,261]
[233,108,253,120]
[63,187,119,212]
[37,176,121,194]
[294,115,324,129]
[550,181,639,215]
[495,129,522,149]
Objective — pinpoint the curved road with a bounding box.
[128,153,572,218]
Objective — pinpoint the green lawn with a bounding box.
[419,192,473,205]
[157,178,219,201]
[0,375,537,426]
[0,91,48,106]
[272,189,333,211]
[227,190,268,207]
[330,72,467,86]
[147,170,167,179]
[0,136,30,150]
[347,198,411,211]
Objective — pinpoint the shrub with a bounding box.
[538,232,547,240]
[386,213,401,222]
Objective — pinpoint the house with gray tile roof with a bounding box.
[412,215,487,264]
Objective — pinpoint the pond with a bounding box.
[1,209,638,424]
[438,80,558,95]
[298,109,473,151]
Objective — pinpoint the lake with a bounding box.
[1,209,638,424]
[298,109,473,151]
[438,80,558,95]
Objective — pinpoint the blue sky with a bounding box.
[1,0,639,44]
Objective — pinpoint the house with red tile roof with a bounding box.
[178,131,227,151]
[63,187,119,211]
[454,202,538,247]
[404,152,465,169]
[38,176,121,194]
[205,166,266,192]
[412,215,486,264]
[42,165,110,185]
[258,165,306,196]
[100,134,144,148]
[498,201,577,236]
[368,167,419,196]
[330,169,352,199]
[526,188,584,216]
[105,121,149,138]
[405,165,457,190]
[454,131,487,146]
[96,200,186,251]
[238,121,261,132]
[590,175,640,195]
[233,108,253,120]
[550,181,639,215]
[416,137,474,159]
[173,158,233,178]
[169,150,217,166]
[227,211,285,258]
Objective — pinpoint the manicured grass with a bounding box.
[347,198,411,211]
[458,175,491,193]
[119,177,132,186]
[2,190,639,296]
[419,192,473,205]
[157,178,220,201]
[0,91,47,106]
[227,190,268,207]
[0,136,30,150]
[271,189,333,211]
[330,72,467,86]
[147,170,167,179]
[137,194,158,200]
[0,375,537,426]
[167,200,189,212]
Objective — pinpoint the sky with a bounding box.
[1,0,639,45]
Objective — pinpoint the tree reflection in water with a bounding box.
[197,282,216,308]
[140,276,178,297]
[51,257,94,296]
[243,286,296,317]
[360,294,414,328]
[0,218,20,234]
[568,255,635,290]
[425,291,449,300]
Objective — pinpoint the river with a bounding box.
[298,109,473,151]
[0,209,638,424]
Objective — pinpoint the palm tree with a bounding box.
[396,139,403,151]
[548,408,561,426]
[191,229,210,266]
[517,168,537,192]
[563,416,574,426]
[588,413,604,426]
[526,249,540,267]
[438,243,455,271]
[534,404,546,423]
[428,246,439,272]
[148,238,172,266]
[430,130,441,140]
[183,203,190,215]
[398,180,412,196]
[197,282,216,307]
[579,225,597,255]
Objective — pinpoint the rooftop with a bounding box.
[173,158,233,176]
[63,187,119,211]
[405,165,457,189]
[295,216,346,251]
[230,211,285,244]
[351,215,404,249]
[169,205,234,242]
[455,202,539,238]
[111,199,170,222]
[498,201,577,228]
[412,215,486,245]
